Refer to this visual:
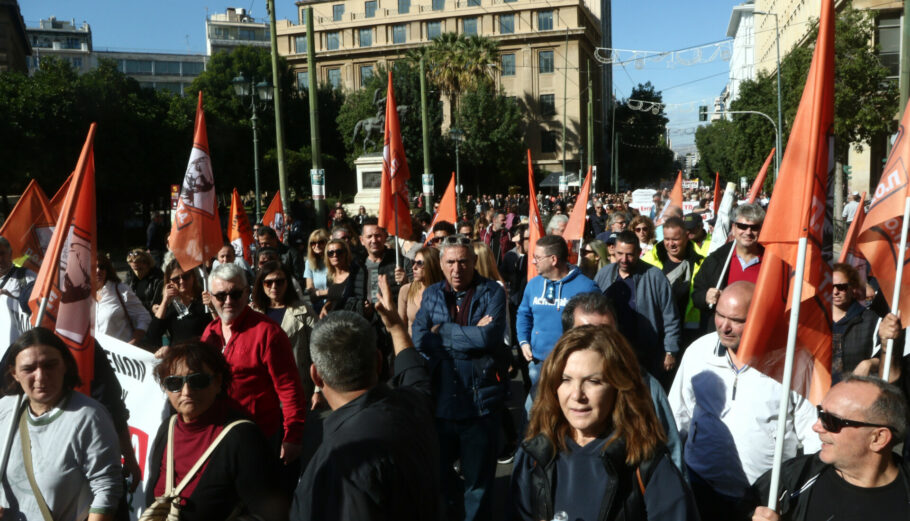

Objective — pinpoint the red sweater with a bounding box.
[202,307,306,444]
[154,401,228,498]
[727,252,762,285]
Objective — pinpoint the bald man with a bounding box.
[667,281,821,521]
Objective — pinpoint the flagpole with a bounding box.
[881,196,910,381]
[709,246,737,310]
[393,198,401,267]
[767,236,809,511]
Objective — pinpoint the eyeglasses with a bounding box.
[430,236,445,244]
[264,278,286,287]
[816,406,893,433]
[413,260,425,268]
[310,240,326,247]
[327,249,344,258]
[532,254,553,263]
[169,272,193,284]
[211,289,245,302]
[163,373,213,393]
[734,222,762,232]
[634,226,649,233]
[442,235,472,246]
[833,283,851,292]
[582,249,595,255]
[127,251,144,261]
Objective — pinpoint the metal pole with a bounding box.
[305,6,325,226]
[881,196,910,381]
[901,3,910,118]
[560,28,569,197]
[610,91,617,192]
[266,0,289,223]
[754,11,783,180]
[251,95,262,222]
[587,60,594,176]
[420,57,433,211]
[767,236,809,511]
[454,138,461,216]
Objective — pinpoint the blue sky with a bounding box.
[21,0,740,153]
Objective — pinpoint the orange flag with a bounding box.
[669,171,683,209]
[564,166,592,243]
[747,148,775,204]
[0,180,56,272]
[28,124,98,394]
[261,192,286,242]
[712,172,721,215]
[229,189,254,264]
[737,0,834,405]
[49,172,72,217]
[839,192,866,264]
[168,92,223,272]
[425,173,457,245]
[378,71,413,240]
[858,102,910,320]
[527,149,545,281]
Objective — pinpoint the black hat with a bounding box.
[604,232,618,245]
[683,213,703,231]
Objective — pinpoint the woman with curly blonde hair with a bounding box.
[510,326,696,521]
[630,215,655,258]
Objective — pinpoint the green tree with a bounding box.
[613,82,675,187]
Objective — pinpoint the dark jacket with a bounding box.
[511,433,698,521]
[691,241,764,332]
[290,348,440,521]
[124,267,164,313]
[350,248,411,303]
[501,248,528,309]
[750,454,910,521]
[412,274,508,419]
[832,301,879,378]
[145,405,285,521]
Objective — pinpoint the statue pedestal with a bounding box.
[350,153,383,216]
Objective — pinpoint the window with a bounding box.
[125,60,153,74]
[296,35,308,53]
[463,17,478,35]
[300,9,308,24]
[155,61,181,75]
[500,14,514,34]
[328,68,342,89]
[239,28,257,41]
[327,31,341,50]
[538,10,553,30]
[540,94,556,116]
[360,65,374,87]
[333,4,345,21]
[365,1,377,17]
[539,50,554,73]
[501,53,515,76]
[393,24,407,44]
[432,0,445,10]
[297,71,309,91]
[428,21,442,40]
[359,28,372,47]
[71,57,83,68]
[64,37,81,49]
[182,62,204,75]
[541,130,558,153]
[398,0,410,14]
[467,0,481,5]
[877,14,900,79]
[156,82,183,95]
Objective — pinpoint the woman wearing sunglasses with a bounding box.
[146,340,284,521]
[95,253,151,345]
[397,247,443,334]
[146,258,213,350]
[320,239,365,318]
[303,229,329,313]
[579,239,609,280]
[629,216,655,259]
[251,262,316,400]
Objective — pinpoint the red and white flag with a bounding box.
[168,92,223,272]
[262,192,286,242]
[527,150,545,282]
[378,71,413,239]
[0,180,56,272]
[229,189,255,264]
[29,124,98,394]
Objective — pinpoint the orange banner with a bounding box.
[168,92,223,272]
[669,171,683,209]
[229,189,254,264]
[839,192,866,265]
[425,173,457,245]
[712,172,721,215]
[527,149,544,282]
[747,148,775,204]
[378,71,413,240]
[0,180,56,272]
[49,172,72,217]
[261,192,286,242]
[564,166,592,243]
[737,0,834,405]
[28,124,98,393]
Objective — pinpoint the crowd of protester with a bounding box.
[0,182,906,521]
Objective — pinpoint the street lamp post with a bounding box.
[715,109,779,187]
[449,127,463,216]
[232,73,273,222]
[753,11,783,181]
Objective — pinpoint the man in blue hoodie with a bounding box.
[516,234,599,410]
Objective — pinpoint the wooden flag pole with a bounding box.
[709,245,737,310]
[881,196,910,381]
[767,236,810,511]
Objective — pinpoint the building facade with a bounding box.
[26,16,92,74]
[0,0,30,73]
[206,7,271,56]
[275,0,603,175]
[726,0,755,103]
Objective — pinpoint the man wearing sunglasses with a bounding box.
[692,203,766,333]
[200,263,307,492]
[669,281,820,521]
[751,375,910,521]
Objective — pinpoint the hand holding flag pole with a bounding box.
[881,196,910,381]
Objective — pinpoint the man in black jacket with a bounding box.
[751,375,910,521]
[291,275,440,521]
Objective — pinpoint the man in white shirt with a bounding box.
[842,193,860,225]
[668,281,820,521]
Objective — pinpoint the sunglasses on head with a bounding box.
[833,283,851,292]
[443,235,472,246]
[816,406,893,433]
[163,373,213,393]
[211,289,245,302]
[264,278,286,287]
[734,222,762,232]
[327,249,344,258]
[127,251,144,260]
[169,272,193,284]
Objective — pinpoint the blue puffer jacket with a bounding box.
[412,275,508,420]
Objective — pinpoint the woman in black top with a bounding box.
[145,258,213,350]
[124,249,164,313]
[319,239,364,317]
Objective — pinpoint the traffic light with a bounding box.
[698,106,708,122]
[843,164,852,181]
